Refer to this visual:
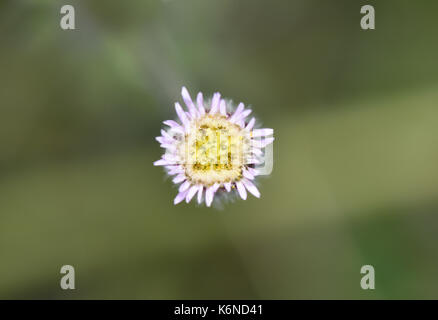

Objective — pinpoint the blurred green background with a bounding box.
[1,0,438,299]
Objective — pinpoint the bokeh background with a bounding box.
[1,0,438,299]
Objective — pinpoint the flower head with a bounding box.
[154,87,274,207]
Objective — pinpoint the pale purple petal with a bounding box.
[245,117,256,131]
[219,100,227,116]
[185,185,199,203]
[175,102,189,128]
[174,190,188,205]
[160,129,173,140]
[178,180,191,192]
[167,166,184,175]
[224,182,232,192]
[242,178,260,198]
[163,120,184,134]
[209,92,221,114]
[172,174,186,184]
[230,103,244,122]
[205,186,214,207]
[243,169,254,180]
[236,109,252,121]
[163,120,181,128]
[160,143,175,150]
[197,185,203,204]
[252,128,274,137]
[181,87,197,118]
[153,159,171,166]
[157,136,174,146]
[235,181,247,200]
[163,154,179,162]
[161,142,176,149]
[155,136,171,144]
[197,92,205,116]
[171,126,185,135]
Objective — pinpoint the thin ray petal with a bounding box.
[209,92,221,114]
[252,128,274,137]
[174,190,188,205]
[172,174,186,184]
[175,102,189,128]
[236,181,247,200]
[243,170,254,180]
[178,180,191,192]
[220,100,227,116]
[245,117,256,131]
[197,92,205,115]
[205,186,214,207]
[185,185,199,203]
[197,185,203,204]
[153,159,171,166]
[181,87,197,118]
[242,178,260,198]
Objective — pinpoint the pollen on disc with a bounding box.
[181,114,247,186]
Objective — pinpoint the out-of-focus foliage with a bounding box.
[0,0,437,299]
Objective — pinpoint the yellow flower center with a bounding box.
[180,114,248,186]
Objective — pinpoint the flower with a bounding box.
[154,87,274,207]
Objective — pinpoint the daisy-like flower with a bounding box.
[154,87,274,207]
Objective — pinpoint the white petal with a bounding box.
[172,174,186,184]
[205,186,214,207]
[236,109,252,121]
[178,180,191,192]
[167,166,184,175]
[181,87,197,118]
[242,178,260,198]
[163,153,179,162]
[197,92,205,115]
[245,117,256,131]
[163,121,184,134]
[209,92,221,114]
[174,190,188,205]
[252,128,273,137]
[197,185,203,204]
[163,120,181,128]
[220,100,227,116]
[160,129,173,141]
[160,143,175,150]
[175,102,189,129]
[243,170,254,180]
[224,182,232,192]
[230,103,244,122]
[247,167,259,176]
[185,185,198,203]
[155,136,169,144]
[153,159,171,166]
[235,181,247,200]
[171,127,185,135]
